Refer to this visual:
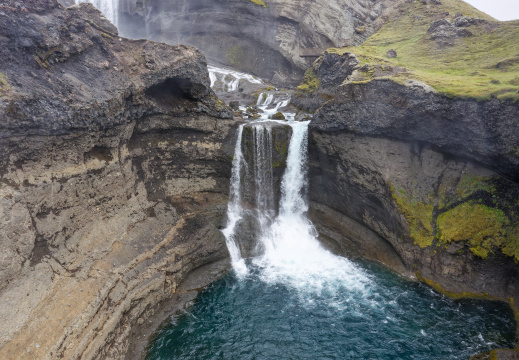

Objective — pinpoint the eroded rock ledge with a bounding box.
[0,1,237,359]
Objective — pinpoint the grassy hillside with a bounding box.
[328,0,519,101]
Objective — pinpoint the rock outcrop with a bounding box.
[301,51,519,311]
[114,0,399,85]
[0,1,238,359]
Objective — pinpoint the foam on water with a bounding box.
[251,121,370,296]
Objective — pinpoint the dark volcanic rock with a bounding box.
[313,79,519,180]
[0,1,237,359]
[386,49,397,58]
[292,51,358,113]
[428,18,473,45]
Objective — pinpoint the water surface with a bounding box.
[146,260,516,360]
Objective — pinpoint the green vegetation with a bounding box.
[437,202,508,259]
[438,174,497,208]
[249,0,267,7]
[327,0,519,100]
[271,112,286,120]
[226,46,244,67]
[0,73,10,96]
[390,184,435,248]
[274,138,287,155]
[390,172,519,261]
[416,272,494,300]
[296,68,320,93]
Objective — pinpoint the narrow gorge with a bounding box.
[1,0,519,359]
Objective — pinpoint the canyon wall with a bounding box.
[302,52,519,305]
[0,1,238,358]
[115,0,399,85]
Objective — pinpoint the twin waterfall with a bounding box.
[222,119,370,293]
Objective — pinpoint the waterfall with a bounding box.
[208,66,262,92]
[221,125,248,275]
[77,0,119,28]
[223,120,370,294]
[252,125,275,231]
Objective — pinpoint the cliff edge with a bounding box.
[0,1,236,358]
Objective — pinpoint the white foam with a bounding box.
[208,65,262,92]
[252,121,371,296]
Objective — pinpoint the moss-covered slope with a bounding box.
[328,0,519,100]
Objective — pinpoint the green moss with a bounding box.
[296,68,320,93]
[438,173,497,209]
[416,272,494,300]
[437,202,509,259]
[271,112,286,120]
[326,0,519,100]
[458,175,496,196]
[274,139,287,155]
[226,46,244,67]
[243,126,253,136]
[101,32,114,41]
[255,92,266,104]
[249,0,266,7]
[390,184,435,248]
[503,226,519,261]
[0,73,10,95]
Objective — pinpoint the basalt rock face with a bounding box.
[0,1,237,359]
[116,0,398,85]
[306,55,519,304]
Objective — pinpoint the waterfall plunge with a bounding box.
[223,121,370,295]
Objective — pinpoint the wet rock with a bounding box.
[229,100,240,109]
[271,111,286,120]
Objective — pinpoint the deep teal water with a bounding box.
[146,261,516,360]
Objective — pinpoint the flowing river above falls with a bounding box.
[145,66,517,359]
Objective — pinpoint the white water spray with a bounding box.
[208,66,262,92]
[223,120,370,296]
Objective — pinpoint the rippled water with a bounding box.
[146,260,516,360]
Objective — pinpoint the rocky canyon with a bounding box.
[1,0,519,359]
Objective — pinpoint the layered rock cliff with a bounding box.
[115,0,399,85]
[294,0,519,318]
[0,1,238,358]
